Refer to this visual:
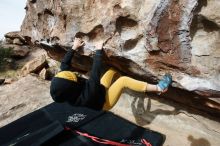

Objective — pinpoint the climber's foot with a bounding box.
[157,73,172,93]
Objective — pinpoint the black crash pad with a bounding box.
[0,103,165,146]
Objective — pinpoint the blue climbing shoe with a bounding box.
[157,73,172,91]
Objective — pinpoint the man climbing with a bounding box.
[50,38,172,111]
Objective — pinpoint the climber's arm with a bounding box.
[60,49,74,71]
[60,38,85,71]
[88,41,104,83]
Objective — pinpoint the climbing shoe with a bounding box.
[157,73,172,92]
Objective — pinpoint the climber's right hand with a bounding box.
[72,38,85,50]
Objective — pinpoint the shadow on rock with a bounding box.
[129,91,179,126]
[188,135,211,146]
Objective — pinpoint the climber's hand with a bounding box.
[72,38,85,50]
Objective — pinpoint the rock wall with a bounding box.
[19,0,220,115]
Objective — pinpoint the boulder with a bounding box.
[20,0,220,115]
[4,31,26,45]
[5,31,22,39]
[1,44,30,58]
[45,58,60,79]
[46,67,59,80]
[11,45,30,58]
[20,55,47,76]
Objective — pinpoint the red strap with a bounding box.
[65,126,152,146]
[75,130,130,146]
[141,139,152,146]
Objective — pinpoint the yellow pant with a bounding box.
[101,68,148,110]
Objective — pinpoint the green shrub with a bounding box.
[0,47,12,70]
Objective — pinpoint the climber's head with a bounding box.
[50,71,83,103]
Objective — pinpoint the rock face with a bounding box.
[19,0,220,115]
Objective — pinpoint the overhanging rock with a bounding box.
[19,0,220,115]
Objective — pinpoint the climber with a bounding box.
[50,38,172,111]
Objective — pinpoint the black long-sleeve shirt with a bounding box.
[60,49,106,110]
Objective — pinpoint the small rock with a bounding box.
[13,38,24,45]
[39,68,49,80]
[46,58,60,68]
[20,55,47,76]
[4,78,14,84]
[0,79,5,85]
